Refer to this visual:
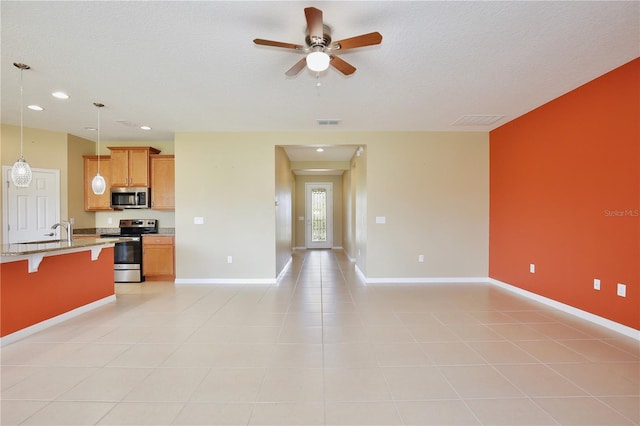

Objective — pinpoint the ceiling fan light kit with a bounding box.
[306,51,330,72]
[254,7,382,76]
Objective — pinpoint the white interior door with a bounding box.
[3,166,60,244]
[305,182,333,249]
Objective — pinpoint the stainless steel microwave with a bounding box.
[110,187,150,209]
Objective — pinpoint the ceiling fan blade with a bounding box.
[329,55,356,76]
[253,38,303,50]
[285,57,307,76]
[305,7,324,41]
[332,32,383,51]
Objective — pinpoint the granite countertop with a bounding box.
[74,228,175,236]
[0,237,131,257]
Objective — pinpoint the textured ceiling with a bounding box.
[1,0,638,151]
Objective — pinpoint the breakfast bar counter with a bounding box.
[1,238,121,344]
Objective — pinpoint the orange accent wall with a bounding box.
[490,58,639,330]
[1,248,115,337]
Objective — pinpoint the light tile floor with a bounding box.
[1,249,638,425]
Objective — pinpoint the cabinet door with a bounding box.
[129,149,151,186]
[84,156,112,211]
[142,236,175,279]
[109,149,130,186]
[151,156,175,210]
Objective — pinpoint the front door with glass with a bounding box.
[305,182,333,249]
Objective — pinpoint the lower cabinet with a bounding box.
[142,235,175,281]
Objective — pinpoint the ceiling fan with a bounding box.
[253,7,382,76]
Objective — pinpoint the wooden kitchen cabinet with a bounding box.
[150,155,175,210]
[83,155,112,211]
[142,235,175,280]
[108,146,160,187]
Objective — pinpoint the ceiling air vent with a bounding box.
[452,115,504,126]
[115,119,139,127]
[316,119,341,126]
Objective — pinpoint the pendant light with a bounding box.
[11,62,33,188]
[91,102,106,195]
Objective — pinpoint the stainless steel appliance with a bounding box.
[101,219,158,283]
[110,187,150,209]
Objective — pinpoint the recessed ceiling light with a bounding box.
[316,148,324,152]
[27,105,44,111]
[51,91,69,99]
[140,125,152,131]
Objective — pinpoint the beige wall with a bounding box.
[67,133,97,229]
[365,132,489,278]
[353,145,368,271]
[293,174,344,249]
[274,147,293,276]
[174,131,488,282]
[175,133,278,280]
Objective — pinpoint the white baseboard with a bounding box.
[175,278,276,285]
[365,277,491,284]
[489,278,640,340]
[0,295,116,347]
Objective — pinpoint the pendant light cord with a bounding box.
[94,102,104,174]
[97,105,101,174]
[19,67,24,159]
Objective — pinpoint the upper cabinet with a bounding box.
[150,155,175,210]
[83,155,112,211]
[108,146,160,187]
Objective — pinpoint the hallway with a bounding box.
[1,250,638,425]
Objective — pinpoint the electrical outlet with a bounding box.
[376,216,386,224]
[529,263,535,273]
[227,256,233,264]
[194,216,204,225]
[418,255,424,263]
[617,283,626,297]
[593,278,601,290]
[107,217,113,225]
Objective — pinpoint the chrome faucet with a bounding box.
[51,220,73,244]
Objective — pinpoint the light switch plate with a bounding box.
[376,216,386,224]
[617,283,626,297]
[529,263,535,273]
[194,216,204,225]
[593,278,601,290]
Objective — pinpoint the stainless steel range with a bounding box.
[101,219,158,283]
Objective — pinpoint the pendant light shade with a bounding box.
[91,102,106,195]
[11,157,32,187]
[11,62,33,188]
[91,173,106,194]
